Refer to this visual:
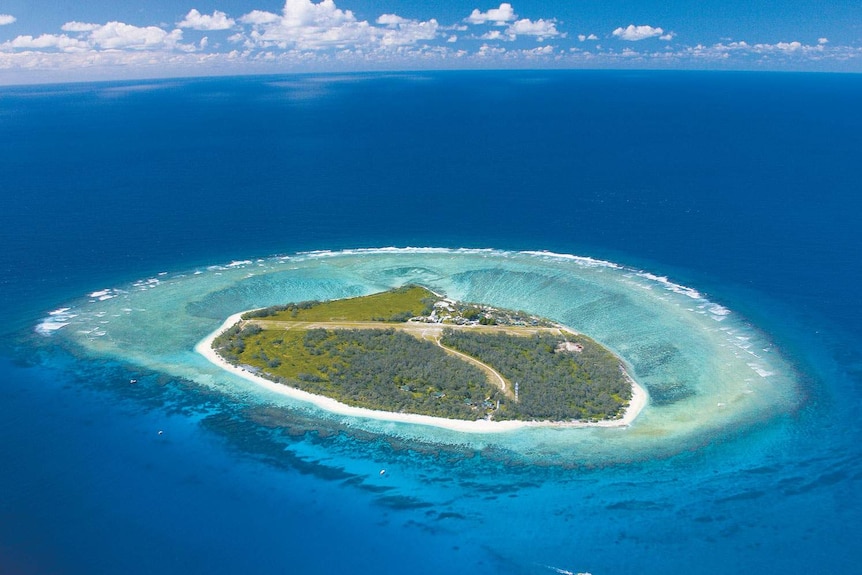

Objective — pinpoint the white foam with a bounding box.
[132,278,160,289]
[520,250,622,269]
[36,307,78,335]
[636,271,703,300]
[748,364,775,377]
[35,320,70,335]
[298,246,497,260]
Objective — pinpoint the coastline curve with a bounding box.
[194,312,650,433]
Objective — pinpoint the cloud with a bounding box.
[7,21,191,53]
[236,0,439,51]
[466,3,516,25]
[521,45,554,57]
[479,17,561,42]
[675,38,839,63]
[377,14,439,46]
[612,25,665,41]
[239,0,374,50]
[0,14,16,26]
[818,37,828,44]
[281,0,356,28]
[377,14,406,27]
[4,34,88,52]
[508,18,560,40]
[476,43,507,57]
[480,30,504,41]
[62,22,101,32]
[239,10,280,25]
[578,34,598,42]
[178,9,235,31]
[89,22,185,51]
[775,41,803,51]
[750,40,830,54]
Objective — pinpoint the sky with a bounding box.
[0,0,861,83]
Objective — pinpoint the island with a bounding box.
[196,285,647,431]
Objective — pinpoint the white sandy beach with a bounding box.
[195,313,648,434]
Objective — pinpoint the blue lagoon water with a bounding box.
[1,71,861,574]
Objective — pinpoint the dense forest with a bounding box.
[439,330,631,420]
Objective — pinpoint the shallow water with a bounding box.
[37,248,800,466]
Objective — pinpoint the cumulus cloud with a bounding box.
[281,0,356,28]
[5,21,191,53]
[818,37,828,44]
[612,24,665,41]
[466,3,516,25]
[178,9,235,31]
[775,41,803,51]
[676,38,839,63]
[478,16,561,42]
[89,22,185,51]
[521,45,554,56]
[377,14,439,46]
[236,0,439,51]
[476,43,507,57]
[751,40,830,54]
[377,14,407,27]
[0,14,16,26]
[238,0,373,50]
[508,18,560,40]
[239,10,280,25]
[62,22,100,32]
[578,34,598,42]
[5,34,88,52]
[480,30,504,41]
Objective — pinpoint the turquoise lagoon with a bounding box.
[40,248,799,465]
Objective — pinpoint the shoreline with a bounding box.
[194,313,648,434]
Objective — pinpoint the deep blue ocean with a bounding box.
[1,71,860,574]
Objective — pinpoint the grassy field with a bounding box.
[241,329,336,381]
[256,285,436,322]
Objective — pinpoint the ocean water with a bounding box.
[2,71,861,574]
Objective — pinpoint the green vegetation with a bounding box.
[230,327,498,419]
[213,286,632,422]
[440,330,631,421]
[242,285,437,323]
